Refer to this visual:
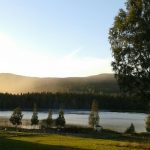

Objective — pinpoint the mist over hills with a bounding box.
[0,73,119,94]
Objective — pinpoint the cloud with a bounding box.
[0,33,112,77]
[65,47,82,59]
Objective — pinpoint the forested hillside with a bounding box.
[0,73,119,94]
[0,92,149,112]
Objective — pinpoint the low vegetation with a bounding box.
[0,130,149,150]
[146,114,150,132]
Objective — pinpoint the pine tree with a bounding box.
[46,109,53,127]
[56,109,65,128]
[89,100,99,128]
[9,107,23,129]
[125,123,135,133]
[31,103,39,127]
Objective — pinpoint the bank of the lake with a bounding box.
[0,110,148,133]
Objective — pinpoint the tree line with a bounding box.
[9,104,66,130]
[0,92,149,112]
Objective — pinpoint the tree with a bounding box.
[55,109,65,128]
[109,0,150,96]
[46,109,53,127]
[146,114,150,132]
[31,103,39,127]
[9,107,23,129]
[89,100,100,128]
[125,123,135,133]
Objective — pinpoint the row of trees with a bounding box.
[9,101,99,130]
[0,92,149,112]
[7,100,150,132]
[9,104,65,129]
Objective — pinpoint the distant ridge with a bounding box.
[0,73,119,94]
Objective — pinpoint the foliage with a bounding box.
[89,100,100,128]
[46,109,53,127]
[109,0,150,96]
[146,114,150,132]
[0,92,149,112]
[55,110,65,128]
[9,107,23,128]
[40,119,48,129]
[31,103,39,126]
[125,123,135,134]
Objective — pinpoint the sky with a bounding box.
[0,0,125,77]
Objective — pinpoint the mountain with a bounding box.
[0,73,119,94]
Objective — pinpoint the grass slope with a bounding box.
[0,131,149,150]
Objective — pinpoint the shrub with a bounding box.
[146,114,150,132]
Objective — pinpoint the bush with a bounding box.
[40,119,54,129]
[146,114,150,132]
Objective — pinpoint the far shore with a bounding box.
[0,109,148,113]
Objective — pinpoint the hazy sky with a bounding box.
[0,0,125,77]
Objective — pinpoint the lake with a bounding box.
[0,110,147,133]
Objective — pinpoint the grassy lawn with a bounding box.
[0,131,149,150]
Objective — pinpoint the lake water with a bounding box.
[0,110,147,133]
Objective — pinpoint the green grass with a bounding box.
[0,131,149,150]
